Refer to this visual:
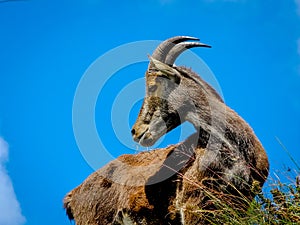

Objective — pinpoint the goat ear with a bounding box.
[148,55,181,84]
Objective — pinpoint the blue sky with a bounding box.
[0,0,299,224]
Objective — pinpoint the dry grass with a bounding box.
[190,171,300,224]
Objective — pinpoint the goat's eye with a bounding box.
[148,85,158,92]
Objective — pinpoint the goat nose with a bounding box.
[131,128,136,135]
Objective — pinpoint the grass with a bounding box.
[214,176,300,224]
[185,174,299,225]
[198,169,300,224]
[254,176,300,224]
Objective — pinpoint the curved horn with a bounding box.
[165,42,211,66]
[151,36,199,63]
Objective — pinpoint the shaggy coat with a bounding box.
[64,36,269,225]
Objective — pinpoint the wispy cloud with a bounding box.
[0,138,26,225]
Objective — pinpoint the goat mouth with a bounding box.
[133,129,148,143]
[138,130,156,147]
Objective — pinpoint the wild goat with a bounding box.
[64,36,269,225]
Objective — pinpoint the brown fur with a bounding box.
[64,39,269,225]
[64,133,268,224]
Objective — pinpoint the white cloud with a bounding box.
[0,138,26,225]
[296,0,300,15]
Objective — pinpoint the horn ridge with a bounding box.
[151,36,199,63]
[165,41,211,66]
